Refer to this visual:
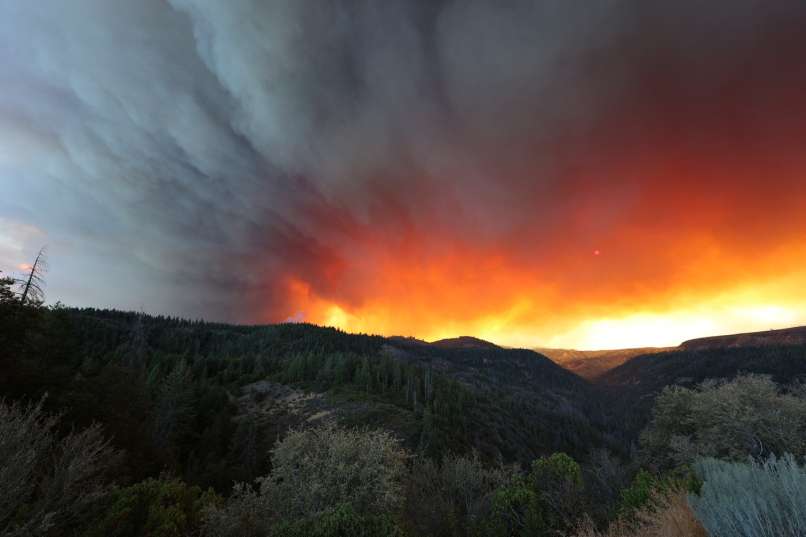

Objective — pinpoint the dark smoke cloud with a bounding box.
[1,1,805,328]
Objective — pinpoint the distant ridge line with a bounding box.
[681,325,806,350]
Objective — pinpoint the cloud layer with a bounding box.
[2,1,806,346]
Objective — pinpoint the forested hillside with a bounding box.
[597,343,806,435]
[4,287,806,536]
[0,304,617,488]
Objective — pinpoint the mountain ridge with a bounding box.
[681,325,806,350]
[540,325,806,379]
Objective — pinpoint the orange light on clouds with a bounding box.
[265,148,806,349]
[273,233,806,349]
[257,55,806,350]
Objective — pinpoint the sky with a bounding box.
[2,1,806,350]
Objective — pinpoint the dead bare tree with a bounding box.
[18,248,47,306]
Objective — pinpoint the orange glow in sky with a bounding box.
[264,136,806,350]
[253,32,806,351]
[279,252,806,350]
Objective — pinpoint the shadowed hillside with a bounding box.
[597,343,806,435]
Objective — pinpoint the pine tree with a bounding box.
[152,360,196,456]
[0,272,16,303]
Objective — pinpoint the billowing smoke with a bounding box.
[2,1,806,346]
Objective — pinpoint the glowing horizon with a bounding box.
[277,271,806,351]
[265,156,806,350]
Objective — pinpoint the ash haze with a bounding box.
[2,1,806,349]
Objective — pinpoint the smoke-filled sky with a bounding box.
[2,1,806,349]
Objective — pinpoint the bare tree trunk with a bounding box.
[19,248,45,306]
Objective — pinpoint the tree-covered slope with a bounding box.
[1,306,618,494]
[597,343,806,436]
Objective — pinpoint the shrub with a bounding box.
[641,375,806,469]
[402,453,514,537]
[83,477,219,537]
[485,479,544,536]
[404,452,587,537]
[272,504,404,537]
[203,425,408,537]
[580,448,633,525]
[572,490,706,537]
[618,470,657,517]
[0,397,119,537]
[689,454,806,537]
[201,483,269,537]
[529,452,585,531]
[618,469,699,520]
[264,424,407,519]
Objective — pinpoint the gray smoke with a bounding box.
[1,0,804,321]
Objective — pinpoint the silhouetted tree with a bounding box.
[0,272,16,303]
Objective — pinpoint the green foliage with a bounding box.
[1,304,616,498]
[83,478,219,537]
[531,452,583,489]
[618,469,657,517]
[0,398,119,537]
[200,483,269,537]
[603,343,806,439]
[0,273,15,303]
[640,375,806,469]
[264,424,407,519]
[152,360,196,457]
[527,453,585,534]
[618,467,700,521]
[403,453,515,537]
[26,304,806,535]
[580,448,632,523]
[204,425,408,537]
[690,454,806,537]
[272,504,404,537]
[402,452,590,537]
[484,479,544,537]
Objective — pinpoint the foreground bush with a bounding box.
[203,424,407,537]
[484,453,587,537]
[689,454,806,537]
[0,397,119,537]
[267,424,407,518]
[403,451,588,537]
[403,453,515,536]
[617,468,700,522]
[641,375,806,469]
[83,477,219,537]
